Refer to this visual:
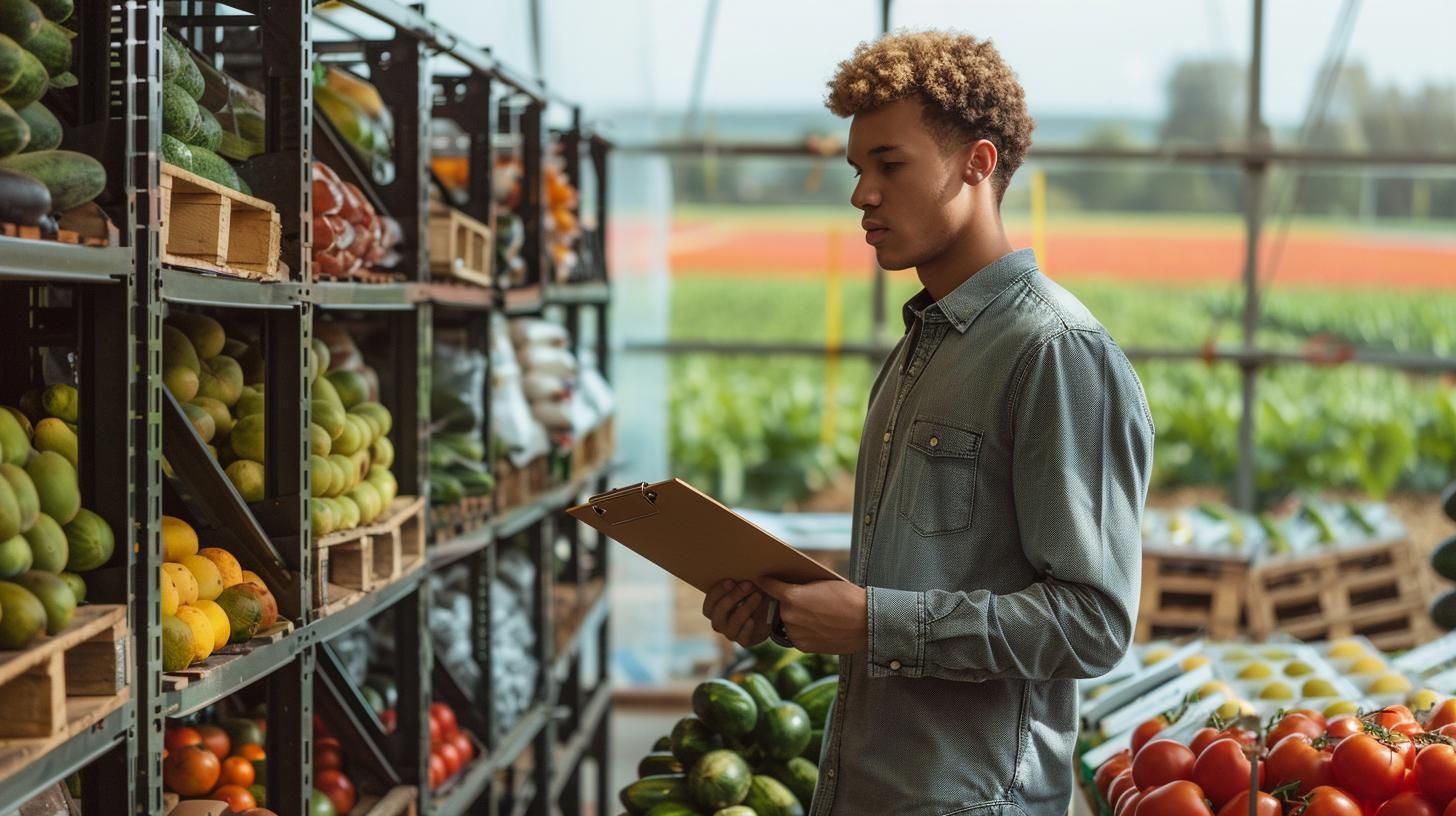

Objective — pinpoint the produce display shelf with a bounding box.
[355,786,419,816]
[310,566,428,645]
[501,284,546,317]
[551,591,609,684]
[544,281,610,305]
[0,702,129,810]
[0,236,130,283]
[161,633,304,717]
[416,281,497,310]
[159,264,305,309]
[507,777,538,816]
[428,524,496,571]
[432,703,550,816]
[548,681,612,801]
[312,281,418,309]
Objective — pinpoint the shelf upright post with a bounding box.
[521,98,545,290]
[367,33,431,281]
[530,516,556,816]
[267,648,316,816]
[395,582,433,812]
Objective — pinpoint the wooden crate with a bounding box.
[314,530,375,611]
[0,605,128,742]
[159,161,281,280]
[1247,537,1438,648]
[356,787,419,816]
[570,417,615,481]
[495,456,549,515]
[428,203,492,287]
[430,495,492,538]
[366,496,427,583]
[314,497,427,614]
[1135,550,1249,643]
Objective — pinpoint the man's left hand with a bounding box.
[756,576,868,655]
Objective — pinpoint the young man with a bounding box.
[702,31,1154,814]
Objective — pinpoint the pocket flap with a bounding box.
[908,418,980,458]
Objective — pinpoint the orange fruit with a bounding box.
[196,724,231,760]
[235,743,266,761]
[219,755,255,787]
[163,744,220,796]
[210,783,257,813]
[165,725,203,753]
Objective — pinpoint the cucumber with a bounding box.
[619,775,689,816]
[0,165,49,223]
[0,148,103,211]
[160,134,193,173]
[637,752,684,778]
[21,19,68,76]
[0,96,27,156]
[0,47,45,107]
[186,145,241,192]
[15,101,57,151]
[0,0,41,44]
[161,82,200,142]
[194,106,222,152]
[0,33,23,90]
[29,0,67,23]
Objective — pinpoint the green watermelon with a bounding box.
[790,676,838,729]
[756,702,812,760]
[692,679,758,737]
[737,672,781,721]
[637,752,684,778]
[742,775,804,816]
[670,716,722,767]
[619,774,689,815]
[688,750,751,810]
[775,662,813,698]
[763,758,818,806]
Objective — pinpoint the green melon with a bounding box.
[161,613,194,671]
[58,570,84,603]
[215,583,264,643]
[0,463,39,532]
[62,508,113,571]
[14,569,73,633]
[0,579,45,647]
[309,423,332,456]
[22,511,65,572]
[0,476,19,540]
[0,408,28,466]
[25,450,78,525]
[689,750,752,810]
[0,534,32,577]
[324,370,369,409]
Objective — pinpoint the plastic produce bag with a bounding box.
[431,335,486,437]
[510,318,569,350]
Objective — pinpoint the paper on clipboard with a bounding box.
[565,478,849,593]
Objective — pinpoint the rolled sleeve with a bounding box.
[866,586,926,678]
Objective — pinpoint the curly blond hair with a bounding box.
[826,30,1035,197]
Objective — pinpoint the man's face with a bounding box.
[846,98,972,272]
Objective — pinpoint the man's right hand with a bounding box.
[703,580,771,647]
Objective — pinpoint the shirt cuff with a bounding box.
[866,586,926,678]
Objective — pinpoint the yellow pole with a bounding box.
[1030,167,1048,272]
[821,228,843,445]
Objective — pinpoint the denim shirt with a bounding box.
[812,249,1155,816]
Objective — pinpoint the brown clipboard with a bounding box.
[565,478,848,593]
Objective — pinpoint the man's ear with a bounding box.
[962,139,999,187]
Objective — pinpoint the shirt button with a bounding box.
[863,513,873,526]
[882,431,891,443]
[827,768,836,779]
[929,435,940,448]
[889,659,902,671]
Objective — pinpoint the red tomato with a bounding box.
[1107,769,1136,808]
[1388,706,1419,724]
[1333,734,1409,802]
[1414,743,1456,807]
[1132,717,1170,759]
[1269,713,1327,748]
[1190,728,1222,757]
[314,769,357,815]
[1396,722,1427,739]
[314,741,345,772]
[430,703,459,739]
[1114,791,1142,816]
[313,714,330,739]
[1218,791,1281,816]
[438,741,463,778]
[1267,733,1335,795]
[1376,792,1441,816]
[1327,716,1367,740]
[165,726,203,753]
[428,714,442,746]
[1427,701,1456,731]
[1193,738,1261,808]
[1374,709,1419,730]
[450,732,474,765]
[1445,798,1456,816]
[380,709,397,734]
[1289,786,1363,816]
[1136,780,1213,816]
[1438,725,1456,740]
[1132,740,1197,791]
[1292,709,1330,730]
[1096,752,1133,799]
[428,752,447,788]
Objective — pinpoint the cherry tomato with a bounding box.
[1217,791,1281,816]
[1289,786,1363,816]
[1332,734,1409,802]
[1132,740,1197,791]
[1375,792,1441,816]
[1136,780,1213,816]
[1292,709,1329,730]
[1193,738,1261,809]
[1414,743,1456,807]
[1427,700,1456,731]
[1267,733,1335,796]
[1269,713,1327,748]
[1327,715,1367,740]
[1096,752,1132,799]
[1107,769,1136,809]
[1132,716,1170,759]
[1374,708,1419,730]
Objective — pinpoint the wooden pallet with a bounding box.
[356,786,419,816]
[161,619,295,691]
[0,605,128,740]
[428,203,492,287]
[1247,537,1436,646]
[1135,550,1249,643]
[160,161,282,280]
[315,496,426,614]
[430,495,492,538]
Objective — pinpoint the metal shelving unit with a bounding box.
[0,0,615,813]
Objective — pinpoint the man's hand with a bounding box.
[703,580,771,648]
[756,577,867,655]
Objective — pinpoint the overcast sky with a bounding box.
[324,0,1455,128]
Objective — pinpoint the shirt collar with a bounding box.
[901,248,1039,333]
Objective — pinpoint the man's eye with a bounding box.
[882,162,901,174]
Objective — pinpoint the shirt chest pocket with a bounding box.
[897,417,982,537]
